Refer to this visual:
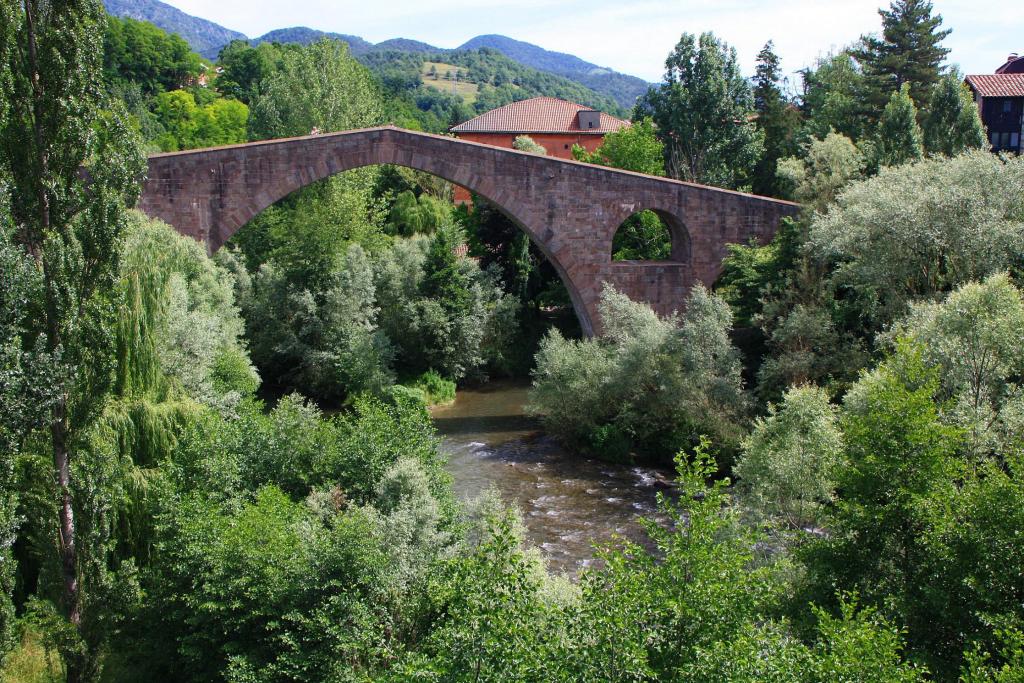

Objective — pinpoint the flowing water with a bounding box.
[431,381,674,574]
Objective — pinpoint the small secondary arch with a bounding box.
[607,206,691,264]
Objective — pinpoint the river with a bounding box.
[430,381,673,575]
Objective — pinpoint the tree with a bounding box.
[853,0,951,115]
[809,151,1024,331]
[216,40,286,104]
[249,38,383,139]
[0,223,55,662]
[801,347,960,662]
[387,189,451,236]
[0,0,145,679]
[876,83,924,166]
[639,32,763,189]
[529,284,747,463]
[102,16,201,97]
[735,384,844,530]
[800,51,869,142]
[572,118,665,176]
[776,131,866,211]
[893,273,1024,455]
[153,89,249,152]
[418,223,485,379]
[751,41,801,197]
[923,72,986,156]
[240,38,387,298]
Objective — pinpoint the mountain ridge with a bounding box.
[102,0,651,108]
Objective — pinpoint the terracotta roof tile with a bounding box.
[965,74,1024,97]
[450,97,630,134]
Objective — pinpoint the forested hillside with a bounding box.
[458,34,650,107]
[101,0,648,108]
[102,0,244,56]
[3,1,1024,682]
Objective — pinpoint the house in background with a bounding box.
[966,53,1024,155]
[449,97,630,203]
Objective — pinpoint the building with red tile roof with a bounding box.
[966,74,1024,98]
[451,96,629,137]
[966,55,1024,155]
[449,97,630,203]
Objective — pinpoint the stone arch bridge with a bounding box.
[139,126,798,335]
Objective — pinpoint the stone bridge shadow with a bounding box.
[139,125,799,335]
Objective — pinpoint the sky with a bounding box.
[163,0,1019,83]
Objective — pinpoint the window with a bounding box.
[1012,132,1020,150]
[1004,100,1013,113]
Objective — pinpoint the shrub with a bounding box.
[735,384,843,530]
[409,370,456,405]
[529,284,747,463]
[210,346,260,396]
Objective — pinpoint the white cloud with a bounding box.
[164,0,1018,81]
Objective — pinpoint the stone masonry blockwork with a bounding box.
[138,126,799,335]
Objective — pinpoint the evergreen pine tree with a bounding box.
[752,41,800,197]
[923,72,987,156]
[854,0,951,116]
[877,83,924,166]
[421,222,472,317]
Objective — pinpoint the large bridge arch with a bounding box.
[139,126,798,334]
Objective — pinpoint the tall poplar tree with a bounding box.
[923,72,987,157]
[0,1,144,679]
[751,41,800,197]
[639,32,763,189]
[854,0,951,115]
[877,83,924,167]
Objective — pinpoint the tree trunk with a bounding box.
[51,408,79,628]
[25,1,84,680]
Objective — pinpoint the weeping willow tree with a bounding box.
[90,212,258,562]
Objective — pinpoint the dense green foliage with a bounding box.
[1,1,145,678]
[4,1,1024,681]
[735,384,843,530]
[876,83,924,166]
[151,89,247,151]
[810,152,1024,331]
[923,72,987,157]
[249,39,383,139]
[530,285,747,463]
[639,32,763,189]
[103,16,201,97]
[751,41,801,197]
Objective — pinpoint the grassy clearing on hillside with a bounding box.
[420,61,478,103]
